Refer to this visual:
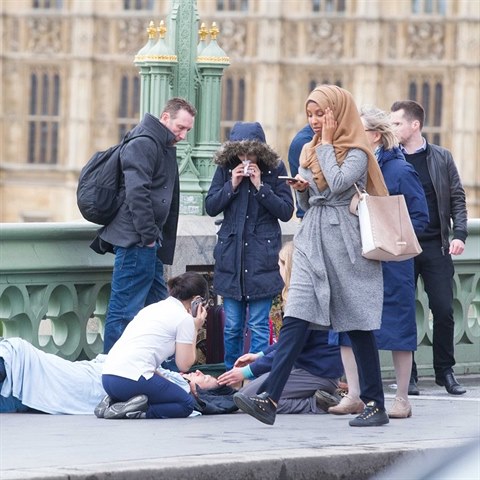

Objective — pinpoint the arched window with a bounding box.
[27,71,61,164]
[217,0,249,11]
[408,78,443,144]
[309,77,343,93]
[118,73,141,140]
[221,74,246,141]
[123,0,154,10]
[32,0,63,9]
[411,0,446,15]
[312,0,346,13]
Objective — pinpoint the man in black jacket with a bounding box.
[391,100,468,396]
[93,97,196,353]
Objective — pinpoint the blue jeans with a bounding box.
[223,297,273,369]
[103,244,167,353]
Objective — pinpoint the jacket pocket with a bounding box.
[250,231,281,274]
[214,233,237,274]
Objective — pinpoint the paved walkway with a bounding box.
[1,375,479,480]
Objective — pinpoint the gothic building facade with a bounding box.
[1,0,479,221]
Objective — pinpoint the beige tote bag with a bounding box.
[350,185,422,262]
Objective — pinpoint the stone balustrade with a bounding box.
[0,218,478,376]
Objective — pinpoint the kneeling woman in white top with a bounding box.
[101,271,208,419]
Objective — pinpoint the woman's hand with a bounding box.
[289,175,309,192]
[217,367,245,386]
[248,162,262,190]
[322,107,337,145]
[233,352,259,367]
[193,304,207,330]
[231,164,247,191]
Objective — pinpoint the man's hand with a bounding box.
[234,352,259,367]
[217,367,245,386]
[449,239,465,256]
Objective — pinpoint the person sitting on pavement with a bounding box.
[99,271,210,419]
[217,241,344,414]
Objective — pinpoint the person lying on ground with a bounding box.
[0,337,236,416]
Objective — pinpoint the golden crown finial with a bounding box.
[199,22,208,41]
[158,20,167,39]
[146,20,156,39]
[210,22,219,40]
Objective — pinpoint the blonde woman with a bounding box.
[331,107,428,419]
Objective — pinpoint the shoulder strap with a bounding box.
[349,183,367,216]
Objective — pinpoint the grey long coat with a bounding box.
[284,145,383,332]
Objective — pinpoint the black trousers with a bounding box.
[412,240,456,381]
[257,316,385,409]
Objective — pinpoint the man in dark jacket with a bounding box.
[217,330,343,414]
[94,97,196,353]
[205,122,294,369]
[391,100,468,395]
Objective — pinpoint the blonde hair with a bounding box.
[278,241,294,304]
[359,105,399,151]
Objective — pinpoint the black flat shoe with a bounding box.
[94,395,113,418]
[233,391,276,425]
[435,372,467,395]
[104,394,149,419]
[408,378,420,396]
[349,401,389,427]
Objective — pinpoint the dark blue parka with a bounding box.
[375,146,429,350]
[205,123,294,301]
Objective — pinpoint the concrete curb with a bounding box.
[1,440,467,480]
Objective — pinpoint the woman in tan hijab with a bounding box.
[234,85,390,427]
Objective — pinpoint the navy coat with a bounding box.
[376,146,429,350]
[205,141,294,301]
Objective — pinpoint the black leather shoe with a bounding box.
[94,395,113,418]
[436,372,467,395]
[233,391,276,425]
[349,401,389,427]
[104,394,149,419]
[408,378,420,396]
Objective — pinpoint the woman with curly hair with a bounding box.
[206,122,294,370]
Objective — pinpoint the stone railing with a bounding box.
[0,218,478,376]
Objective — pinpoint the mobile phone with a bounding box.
[191,298,203,317]
[278,175,299,182]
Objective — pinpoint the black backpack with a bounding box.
[76,133,154,225]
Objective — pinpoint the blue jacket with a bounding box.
[287,124,313,218]
[205,130,294,300]
[249,330,343,380]
[377,146,429,350]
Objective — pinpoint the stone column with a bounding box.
[134,21,158,119]
[195,22,230,202]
